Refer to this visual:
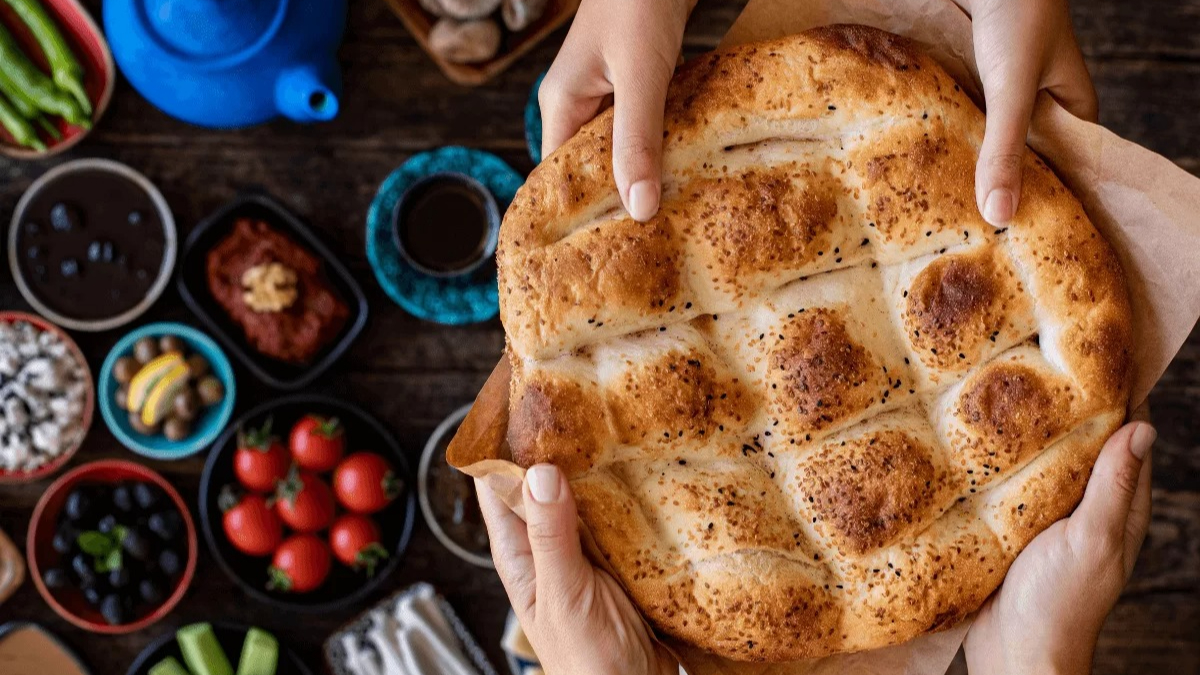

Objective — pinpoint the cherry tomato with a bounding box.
[333,453,402,514]
[219,488,283,557]
[274,467,335,533]
[329,513,388,575]
[267,534,331,593]
[234,418,290,493]
[289,415,346,473]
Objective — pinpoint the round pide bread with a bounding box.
[498,24,1132,661]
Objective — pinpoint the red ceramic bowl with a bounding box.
[27,460,198,634]
[0,0,114,159]
[0,311,94,484]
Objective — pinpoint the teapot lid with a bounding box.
[142,0,285,59]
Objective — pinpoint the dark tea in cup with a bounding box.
[392,173,500,278]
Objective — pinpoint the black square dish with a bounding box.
[177,192,368,390]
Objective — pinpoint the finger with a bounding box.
[1123,440,1153,578]
[475,478,536,618]
[539,54,610,159]
[611,63,671,222]
[975,54,1040,226]
[523,464,591,613]
[1073,423,1156,549]
[1045,40,1099,123]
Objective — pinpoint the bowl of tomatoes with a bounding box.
[197,394,415,611]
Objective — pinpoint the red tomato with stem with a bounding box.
[274,466,335,533]
[234,417,290,493]
[289,415,346,473]
[267,534,331,593]
[332,452,402,514]
[329,513,388,576]
[219,487,283,557]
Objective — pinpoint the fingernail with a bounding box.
[983,189,1014,225]
[1130,423,1156,461]
[628,180,659,222]
[527,465,561,503]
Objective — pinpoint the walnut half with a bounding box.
[241,262,299,313]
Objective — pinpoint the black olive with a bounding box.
[71,556,96,588]
[98,514,118,534]
[122,529,151,560]
[26,245,42,260]
[87,241,102,262]
[60,258,80,278]
[148,511,182,541]
[42,567,68,589]
[33,264,47,280]
[138,578,164,605]
[158,549,182,578]
[84,587,104,607]
[23,221,40,235]
[101,241,115,263]
[108,567,130,589]
[64,489,91,522]
[100,594,127,625]
[112,484,135,513]
[51,523,77,554]
[50,203,80,232]
[133,482,160,511]
[127,211,143,227]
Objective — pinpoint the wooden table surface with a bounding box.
[0,1,1196,674]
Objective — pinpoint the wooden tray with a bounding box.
[383,0,579,86]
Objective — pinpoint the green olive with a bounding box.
[133,337,159,364]
[129,410,160,436]
[163,417,191,442]
[173,389,200,422]
[186,353,210,379]
[159,335,185,354]
[197,377,224,407]
[113,357,139,385]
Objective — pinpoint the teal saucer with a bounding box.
[365,147,523,325]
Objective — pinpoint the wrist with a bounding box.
[966,632,1097,675]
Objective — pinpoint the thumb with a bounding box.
[523,464,590,612]
[975,57,1039,227]
[611,66,670,222]
[1072,422,1156,552]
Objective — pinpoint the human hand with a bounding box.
[538,0,695,221]
[963,0,1097,225]
[964,422,1156,675]
[476,465,678,675]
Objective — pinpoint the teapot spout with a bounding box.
[275,63,341,123]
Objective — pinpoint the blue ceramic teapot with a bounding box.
[104,0,346,128]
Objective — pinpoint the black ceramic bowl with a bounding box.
[177,192,368,390]
[125,621,312,675]
[198,395,416,612]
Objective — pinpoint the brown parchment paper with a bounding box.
[448,0,1200,672]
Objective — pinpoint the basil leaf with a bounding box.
[77,531,113,557]
[112,525,129,544]
[95,548,122,573]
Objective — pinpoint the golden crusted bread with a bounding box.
[497,25,1132,661]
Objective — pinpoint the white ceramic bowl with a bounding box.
[418,403,494,569]
[7,158,176,332]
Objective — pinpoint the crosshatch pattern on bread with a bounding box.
[497,25,1132,661]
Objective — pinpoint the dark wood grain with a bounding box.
[0,1,1197,674]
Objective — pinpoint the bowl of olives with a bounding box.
[27,460,197,634]
[99,322,236,459]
